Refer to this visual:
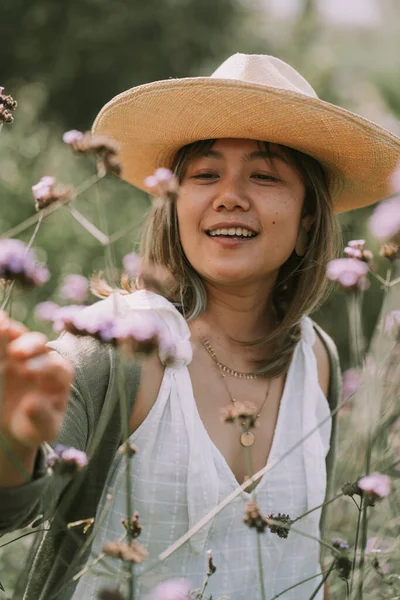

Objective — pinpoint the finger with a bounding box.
[7,332,50,360]
[0,313,29,341]
[11,396,64,445]
[25,352,74,394]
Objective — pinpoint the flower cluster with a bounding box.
[121,512,142,539]
[59,274,89,303]
[32,176,72,211]
[326,258,369,291]
[379,242,399,261]
[0,239,50,287]
[144,168,179,206]
[0,86,17,124]
[102,540,148,563]
[42,302,179,363]
[331,538,352,580]
[369,196,400,244]
[63,130,122,177]
[220,401,257,429]
[342,368,361,401]
[122,252,141,279]
[243,501,292,538]
[342,472,391,507]
[46,444,88,475]
[358,472,391,499]
[343,239,372,262]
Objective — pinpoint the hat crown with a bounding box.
[211,53,318,99]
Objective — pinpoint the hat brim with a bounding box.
[92,77,400,213]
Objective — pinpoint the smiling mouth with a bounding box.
[206,227,258,240]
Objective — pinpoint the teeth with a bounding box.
[208,227,256,237]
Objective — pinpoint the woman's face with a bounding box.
[176,138,311,286]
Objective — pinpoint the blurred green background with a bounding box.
[1,0,400,596]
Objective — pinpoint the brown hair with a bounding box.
[94,139,341,377]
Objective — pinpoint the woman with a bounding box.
[0,53,399,600]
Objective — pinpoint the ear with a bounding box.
[301,213,315,233]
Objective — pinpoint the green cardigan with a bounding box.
[0,306,341,600]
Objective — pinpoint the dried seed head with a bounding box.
[118,441,138,457]
[379,242,400,261]
[121,512,142,539]
[266,513,293,539]
[102,540,148,563]
[243,500,267,533]
[220,401,257,428]
[64,131,122,177]
[207,549,217,575]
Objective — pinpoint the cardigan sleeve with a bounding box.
[0,331,111,534]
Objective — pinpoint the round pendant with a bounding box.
[240,431,255,447]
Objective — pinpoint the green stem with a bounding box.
[349,496,363,595]
[307,560,336,600]
[291,492,344,524]
[270,568,329,599]
[116,354,135,600]
[356,504,369,600]
[242,426,266,600]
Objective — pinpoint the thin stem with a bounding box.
[307,560,336,600]
[116,354,135,600]
[356,503,369,600]
[270,568,329,599]
[243,432,266,600]
[292,492,344,524]
[1,174,102,241]
[66,205,110,245]
[0,527,50,549]
[350,496,363,595]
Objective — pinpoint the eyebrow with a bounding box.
[197,149,289,165]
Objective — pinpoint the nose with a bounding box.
[212,176,250,212]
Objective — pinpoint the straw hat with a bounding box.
[92,53,400,213]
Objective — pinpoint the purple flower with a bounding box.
[0,239,50,287]
[34,301,60,322]
[46,444,88,475]
[144,168,179,201]
[63,130,84,145]
[59,274,89,303]
[369,196,400,243]
[358,472,391,499]
[32,176,56,201]
[332,538,350,550]
[326,258,369,290]
[145,579,191,600]
[342,368,361,400]
[52,304,85,333]
[123,252,141,278]
[344,240,373,262]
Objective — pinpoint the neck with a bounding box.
[190,278,277,348]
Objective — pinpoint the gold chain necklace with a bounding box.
[200,337,273,447]
[201,337,268,379]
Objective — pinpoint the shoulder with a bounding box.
[312,332,330,397]
[303,318,337,399]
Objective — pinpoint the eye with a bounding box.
[251,172,281,183]
[190,171,219,181]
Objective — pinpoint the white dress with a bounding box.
[74,290,331,600]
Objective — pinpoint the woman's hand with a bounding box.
[0,311,74,484]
